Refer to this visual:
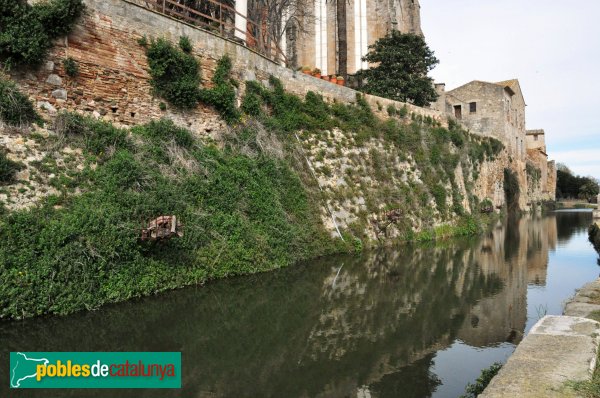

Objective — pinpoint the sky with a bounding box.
[421,0,600,180]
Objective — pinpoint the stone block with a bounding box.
[52,89,67,100]
[46,74,62,86]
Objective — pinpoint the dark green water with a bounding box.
[1,211,598,397]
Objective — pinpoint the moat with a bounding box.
[1,210,597,398]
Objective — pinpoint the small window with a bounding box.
[534,135,538,141]
[454,105,462,119]
[469,102,477,113]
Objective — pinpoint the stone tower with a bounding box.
[286,0,423,75]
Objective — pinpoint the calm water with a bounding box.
[1,211,598,398]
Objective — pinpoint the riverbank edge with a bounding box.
[478,277,600,398]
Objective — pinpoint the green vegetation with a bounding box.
[0,0,84,68]
[145,37,239,122]
[178,35,193,53]
[146,37,201,109]
[0,114,343,319]
[460,362,503,398]
[240,77,502,242]
[557,163,599,201]
[0,150,23,184]
[62,57,79,77]
[526,162,541,185]
[0,72,507,319]
[589,224,600,254]
[198,55,240,123]
[356,32,439,106]
[504,168,520,212]
[0,77,40,126]
[570,348,600,397]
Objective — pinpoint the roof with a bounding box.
[526,129,545,136]
[447,78,526,104]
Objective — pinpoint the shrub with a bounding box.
[54,112,129,155]
[137,35,148,47]
[146,37,201,109]
[63,57,79,77]
[0,77,40,126]
[198,55,240,123]
[178,35,193,53]
[0,0,84,68]
[0,150,23,184]
[460,362,502,398]
[159,102,167,111]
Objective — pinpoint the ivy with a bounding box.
[198,55,240,123]
[0,0,84,68]
[146,37,202,109]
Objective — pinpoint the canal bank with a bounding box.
[2,211,598,397]
[480,210,600,398]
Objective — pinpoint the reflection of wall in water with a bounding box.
[457,216,557,347]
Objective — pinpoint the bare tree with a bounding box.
[248,0,314,66]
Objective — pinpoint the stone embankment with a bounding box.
[481,280,600,397]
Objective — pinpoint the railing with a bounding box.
[136,0,287,64]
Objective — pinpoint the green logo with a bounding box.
[9,352,181,389]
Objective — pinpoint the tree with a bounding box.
[356,31,439,106]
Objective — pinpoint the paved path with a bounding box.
[480,315,599,398]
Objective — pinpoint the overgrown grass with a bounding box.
[0,77,40,126]
[0,115,344,319]
[0,0,84,68]
[0,149,23,184]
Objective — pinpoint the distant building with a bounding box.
[526,130,557,201]
[443,79,527,160]
[435,79,556,201]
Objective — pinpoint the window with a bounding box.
[534,135,538,141]
[469,102,476,113]
[454,105,462,119]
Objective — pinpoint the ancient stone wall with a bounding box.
[10,0,442,139]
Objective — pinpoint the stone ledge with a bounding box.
[480,316,600,398]
[564,279,600,319]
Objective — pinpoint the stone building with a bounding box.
[526,129,557,200]
[284,0,422,75]
[443,79,527,160]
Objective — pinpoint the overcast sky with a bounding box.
[421,1,600,180]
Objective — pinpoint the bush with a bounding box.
[460,362,502,398]
[178,36,193,53]
[0,77,40,126]
[0,150,23,184]
[146,37,201,109]
[62,57,79,77]
[0,0,84,68]
[198,55,240,123]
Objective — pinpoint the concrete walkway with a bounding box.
[564,279,600,320]
[480,315,600,397]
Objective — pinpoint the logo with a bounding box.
[9,352,181,389]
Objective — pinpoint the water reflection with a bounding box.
[0,212,594,398]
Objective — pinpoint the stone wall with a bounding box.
[10,0,443,139]
[446,80,527,161]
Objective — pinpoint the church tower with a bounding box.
[287,0,423,75]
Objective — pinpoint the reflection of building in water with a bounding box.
[526,216,557,286]
[457,216,557,347]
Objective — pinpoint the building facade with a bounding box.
[285,0,422,75]
[443,79,527,160]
